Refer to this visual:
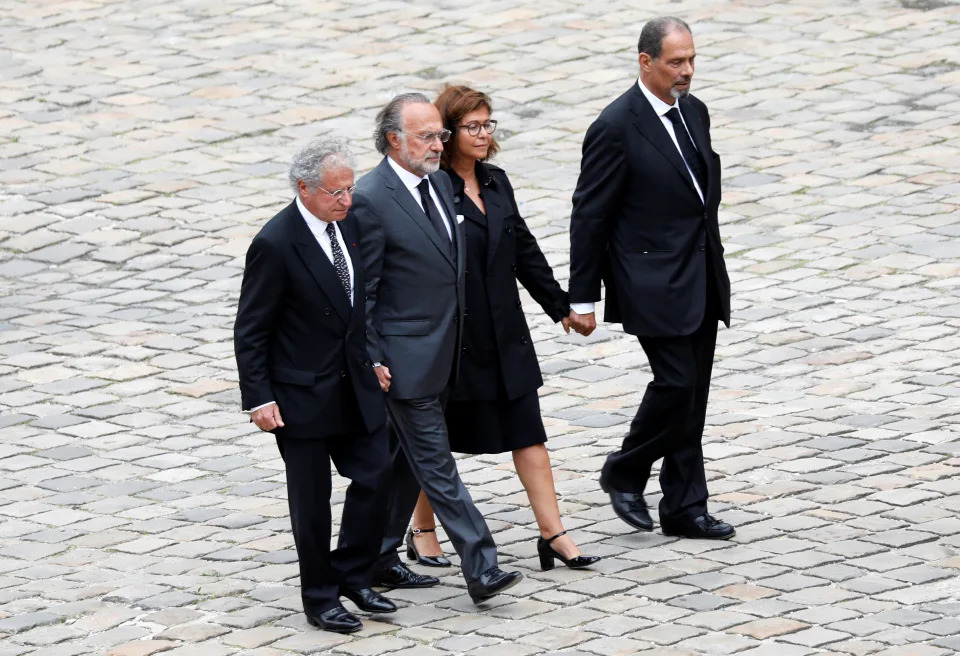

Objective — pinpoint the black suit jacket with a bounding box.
[569,83,731,337]
[234,201,386,438]
[447,163,569,402]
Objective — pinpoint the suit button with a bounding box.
[505,226,512,233]
[339,370,346,378]
[323,308,331,316]
[464,307,469,315]
[515,299,522,309]
[362,359,371,367]
[454,195,460,202]
[520,336,528,345]
[699,244,705,252]
[454,315,459,323]
[511,263,517,272]
[461,347,467,354]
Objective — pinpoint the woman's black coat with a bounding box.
[447,162,569,402]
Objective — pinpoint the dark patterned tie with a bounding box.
[325,222,351,303]
[665,107,708,195]
[417,179,452,251]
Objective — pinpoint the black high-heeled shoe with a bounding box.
[537,530,601,570]
[405,528,452,568]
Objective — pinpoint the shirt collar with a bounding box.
[296,195,332,227]
[387,154,427,191]
[637,77,677,117]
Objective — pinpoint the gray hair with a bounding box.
[288,137,355,194]
[374,92,431,155]
[638,17,691,60]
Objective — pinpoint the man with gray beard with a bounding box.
[349,93,523,603]
[569,18,736,540]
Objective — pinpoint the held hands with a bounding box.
[374,364,392,392]
[563,310,596,337]
[251,403,284,432]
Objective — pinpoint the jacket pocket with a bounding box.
[270,366,316,386]
[380,319,432,336]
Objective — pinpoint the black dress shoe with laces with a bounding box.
[340,587,397,613]
[306,605,362,633]
[372,562,439,589]
[661,513,735,540]
[466,567,523,604]
[600,476,653,531]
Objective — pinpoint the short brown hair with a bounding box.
[434,84,499,169]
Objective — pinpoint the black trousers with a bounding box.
[277,426,390,616]
[377,394,498,582]
[602,280,720,522]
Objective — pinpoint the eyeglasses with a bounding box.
[459,120,498,136]
[318,184,357,201]
[400,129,451,143]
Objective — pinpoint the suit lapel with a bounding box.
[379,160,455,268]
[290,208,351,324]
[482,177,505,269]
[339,217,364,325]
[628,85,701,200]
[681,97,712,196]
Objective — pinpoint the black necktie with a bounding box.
[665,107,707,195]
[417,179,452,250]
[325,222,352,303]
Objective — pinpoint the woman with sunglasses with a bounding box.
[404,85,600,572]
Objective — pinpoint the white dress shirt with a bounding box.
[570,79,705,317]
[387,155,453,240]
[295,195,355,306]
[247,197,356,414]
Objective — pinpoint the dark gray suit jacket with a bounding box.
[350,157,465,400]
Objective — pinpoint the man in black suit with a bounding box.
[569,17,735,540]
[234,138,398,633]
[350,93,523,603]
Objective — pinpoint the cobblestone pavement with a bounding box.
[2,0,959,654]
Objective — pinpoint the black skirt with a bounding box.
[445,390,548,455]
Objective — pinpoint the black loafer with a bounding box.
[373,562,439,589]
[661,513,735,540]
[340,587,397,614]
[306,605,361,634]
[467,567,523,604]
[600,475,653,531]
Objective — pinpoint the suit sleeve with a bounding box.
[501,173,569,322]
[350,191,386,365]
[569,117,627,304]
[234,234,285,410]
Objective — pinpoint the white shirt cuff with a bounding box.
[247,401,276,413]
[570,302,596,314]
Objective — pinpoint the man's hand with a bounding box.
[374,364,392,392]
[251,403,284,431]
[570,311,597,336]
[561,315,572,334]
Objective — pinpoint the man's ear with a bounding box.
[387,131,402,151]
[638,53,651,72]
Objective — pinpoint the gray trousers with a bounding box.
[384,394,498,583]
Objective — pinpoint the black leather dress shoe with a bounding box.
[372,562,439,589]
[661,513,735,540]
[341,587,397,613]
[466,567,523,604]
[600,476,653,531]
[306,605,361,633]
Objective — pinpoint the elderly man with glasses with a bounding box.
[234,138,397,633]
[349,93,523,604]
